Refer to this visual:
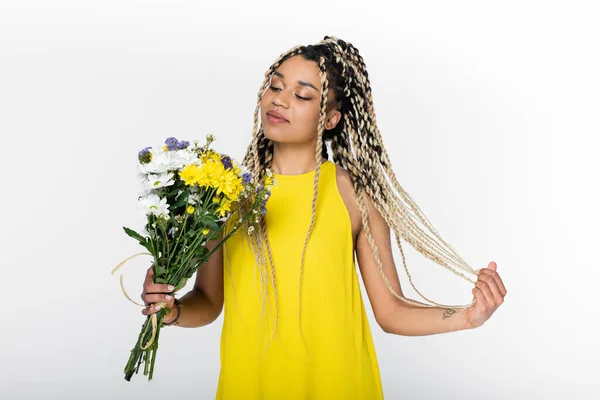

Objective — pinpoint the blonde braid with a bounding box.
[345,39,471,271]
[295,55,330,359]
[237,44,309,356]
[322,36,478,310]
[356,80,473,307]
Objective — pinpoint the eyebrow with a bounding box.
[272,71,319,92]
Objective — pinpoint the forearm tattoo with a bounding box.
[442,309,456,319]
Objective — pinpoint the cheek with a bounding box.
[290,108,321,141]
[259,96,270,120]
[303,106,322,130]
[259,95,268,111]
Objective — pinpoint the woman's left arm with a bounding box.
[355,193,507,336]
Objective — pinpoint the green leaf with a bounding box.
[123,227,154,254]
[123,227,146,242]
[164,185,181,197]
[172,191,189,209]
[200,215,220,231]
[174,278,187,292]
[154,265,168,278]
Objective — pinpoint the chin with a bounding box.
[263,125,287,142]
[264,131,287,143]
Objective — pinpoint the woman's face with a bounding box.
[260,55,340,145]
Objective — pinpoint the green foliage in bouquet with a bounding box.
[116,135,275,381]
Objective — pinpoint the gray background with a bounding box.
[1,0,598,399]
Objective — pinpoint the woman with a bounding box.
[140,36,507,399]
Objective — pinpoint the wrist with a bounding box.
[162,298,181,326]
[457,308,474,331]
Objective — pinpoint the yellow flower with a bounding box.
[207,161,225,188]
[214,168,241,198]
[193,168,210,188]
[194,169,210,187]
[186,205,195,214]
[199,150,221,164]
[232,160,242,176]
[228,184,242,201]
[265,175,275,187]
[217,198,232,217]
[197,159,222,188]
[212,195,221,204]
[202,228,209,235]
[179,165,202,186]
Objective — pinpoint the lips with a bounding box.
[266,110,289,122]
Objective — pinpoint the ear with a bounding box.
[324,110,342,130]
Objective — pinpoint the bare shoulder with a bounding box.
[333,163,362,242]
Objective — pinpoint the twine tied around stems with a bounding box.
[111,252,166,351]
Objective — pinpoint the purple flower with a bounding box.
[138,147,152,164]
[177,140,190,150]
[242,172,252,184]
[220,155,233,170]
[164,137,179,151]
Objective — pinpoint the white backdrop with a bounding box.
[1,1,598,399]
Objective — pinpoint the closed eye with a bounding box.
[269,86,311,101]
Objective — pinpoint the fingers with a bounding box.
[139,263,188,318]
[141,282,175,302]
[143,292,174,305]
[479,267,508,297]
[141,264,176,309]
[471,286,485,306]
[478,276,502,304]
[141,295,175,316]
[473,280,494,307]
[142,266,154,290]
[142,303,167,316]
[147,282,175,294]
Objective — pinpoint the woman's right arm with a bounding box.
[141,239,224,328]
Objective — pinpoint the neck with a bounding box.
[270,141,326,175]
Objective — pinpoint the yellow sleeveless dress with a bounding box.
[217,160,384,399]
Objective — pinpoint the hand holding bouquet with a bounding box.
[113,135,274,381]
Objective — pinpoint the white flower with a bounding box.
[138,193,170,218]
[239,163,250,175]
[142,172,175,190]
[138,149,185,175]
[173,148,200,167]
[138,187,152,198]
[187,193,201,205]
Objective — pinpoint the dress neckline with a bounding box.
[273,160,332,180]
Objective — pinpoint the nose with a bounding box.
[272,90,289,109]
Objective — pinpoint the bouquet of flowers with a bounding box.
[115,135,274,381]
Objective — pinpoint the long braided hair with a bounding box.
[234,36,479,355]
